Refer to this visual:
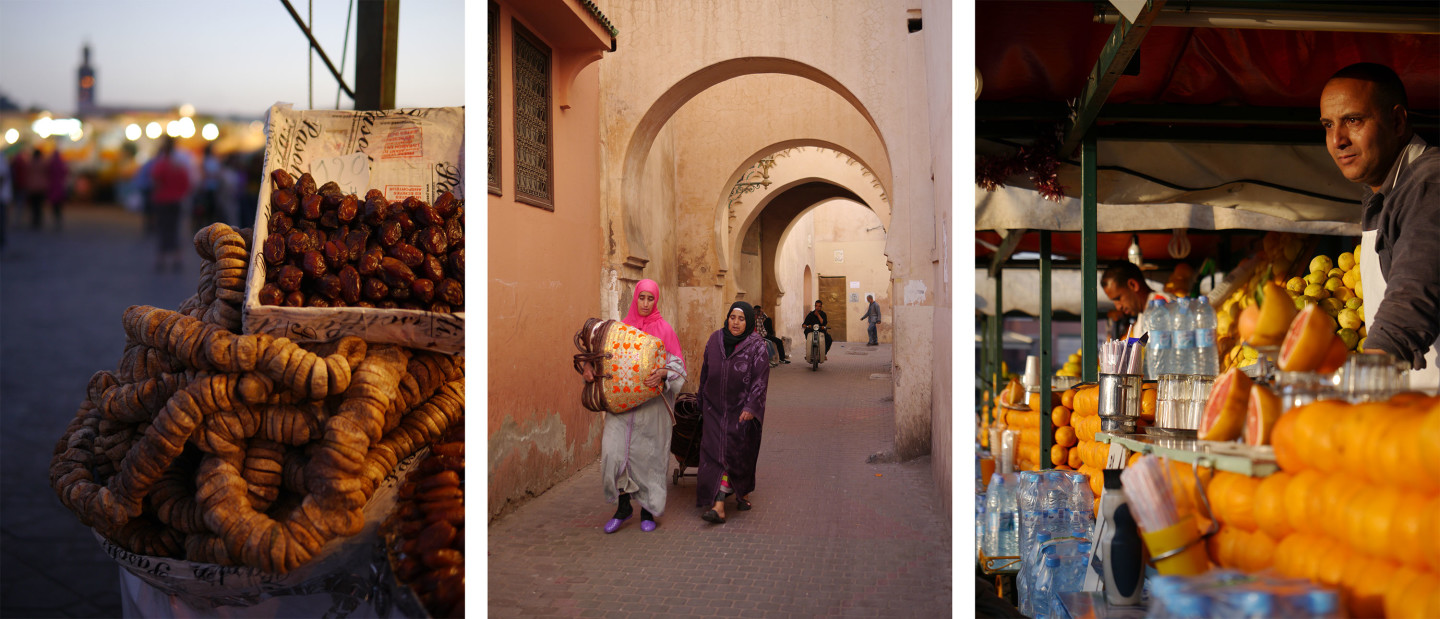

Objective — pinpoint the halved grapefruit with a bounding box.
[1198,368,1252,441]
[1243,383,1282,446]
[1278,302,1338,372]
[1251,281,1298,346]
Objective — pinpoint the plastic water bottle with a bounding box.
[983,473,1004,557]
[1068,540,1093,592]
[1064,471,1095,537]
[1016,471,1043,613]
[1226,590,1278,619]
[1192,296,1215,377]
[1034,550,1059,619]
[1166,591,1211,619]
[999,474,1020,557]
[1144,298,1171,379]
[1170,298,1196,375]
[976,498,987,560]
[1301,589,1342,619]
[1021,530,1054,616]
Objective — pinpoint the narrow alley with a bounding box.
[487,343,952,617]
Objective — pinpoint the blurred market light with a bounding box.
[68,125,84,142]
[179,104,196,118]
[33,117,83,139]
[126,124,143,141]
[166,120,180,137]
[146,122,162,139]
[178,117,196,139]
[202,123,220,141]
[5,128,17,144]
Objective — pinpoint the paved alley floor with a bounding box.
[487,343,952,617]
[2,203,204,618]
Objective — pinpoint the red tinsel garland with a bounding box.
[976,131,1068,203]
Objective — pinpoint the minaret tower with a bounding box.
[77,43,96,115]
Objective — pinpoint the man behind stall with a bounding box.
[1320,62,1439,391]
[1101,261,1173,340]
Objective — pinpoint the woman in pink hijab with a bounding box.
[600,279,687,533]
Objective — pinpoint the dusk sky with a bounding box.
[0,0,465,118]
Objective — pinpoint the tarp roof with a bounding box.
[974,1,1439,234]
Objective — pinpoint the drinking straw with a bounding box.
[1118,455,1180,533]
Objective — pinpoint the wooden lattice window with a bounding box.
[487,2,500,195]
[512,20,553,210]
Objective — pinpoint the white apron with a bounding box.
[1360,230,1440,393]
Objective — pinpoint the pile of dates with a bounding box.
[385,426,464,618]
[258,169,464,312]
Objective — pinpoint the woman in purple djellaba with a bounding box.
[696,301,771,524]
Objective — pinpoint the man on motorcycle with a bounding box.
[802,300,833,355]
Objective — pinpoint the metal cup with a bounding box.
[1155,373,1187,429]
[1098,373,1143,418]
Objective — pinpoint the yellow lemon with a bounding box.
[1324,277,1343,292]
[1310,255,1333,274]
[1342,270,1358,289]
[1286,277,1306,294]
[1358,336,1366,352]
[1304,272,1327,286]
[1338,251,1356,271]
[1338,308,1363,330]
[1334,287,1355,302]
[1304,284,1328,299]
[1327,267,1344,279]
[1338,328,1360,350]
[1355,283,1363,300]
[1345,297,1363,310]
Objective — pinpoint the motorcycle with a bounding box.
[804,323,828,371]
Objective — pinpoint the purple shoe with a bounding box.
[603,515,630,533]
[640,519,657,532]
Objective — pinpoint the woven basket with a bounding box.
[572,318,668,414]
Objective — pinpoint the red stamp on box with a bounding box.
[386,185,423,200]
[381,126,423,160]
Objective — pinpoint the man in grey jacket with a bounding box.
[863,294,882,346]
[1320,62,1439,391]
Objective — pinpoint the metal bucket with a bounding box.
[1098,373,1143,418]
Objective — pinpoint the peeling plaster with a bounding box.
[488,413,572,474]
[602,268,621,320]
[903,278,929,305]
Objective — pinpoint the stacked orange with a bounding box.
[1219,393,1440,618]
[1066,384,1109,506]
[1004,389,1064,471]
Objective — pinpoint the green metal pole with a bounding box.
[1082,134,1099,383]
[1040,230,1053,469]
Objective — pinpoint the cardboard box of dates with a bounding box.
[243,103,465,354]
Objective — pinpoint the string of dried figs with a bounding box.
[48,222,466,574]
[259,169,464,312]
[384,424,464,619]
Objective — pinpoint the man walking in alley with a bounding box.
[863,294,881,345]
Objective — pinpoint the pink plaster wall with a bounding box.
[488,5,607,520]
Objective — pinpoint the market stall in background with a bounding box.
[973,2,1438,618]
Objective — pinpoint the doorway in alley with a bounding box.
[819,275,847,341]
